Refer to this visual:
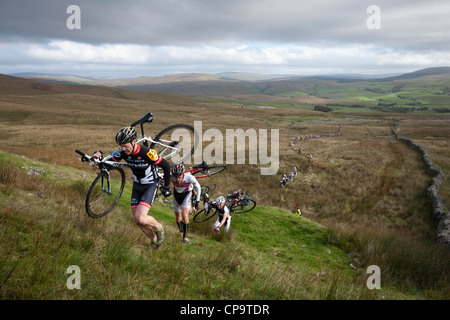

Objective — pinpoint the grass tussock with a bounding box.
[325,225,450,298]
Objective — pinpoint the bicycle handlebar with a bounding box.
[75,150,132,169]
[75,149,91,162]
[75,150,107,165]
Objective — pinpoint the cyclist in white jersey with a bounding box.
[170,164,201,244]
[212,196,231,233]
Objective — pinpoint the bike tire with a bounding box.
[191,165,226,178]
[203,183,216,193]
[193,207,217,223]
[231,199,256,214]
[150,124,199,164]
[85,167,126,218]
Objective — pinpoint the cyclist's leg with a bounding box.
[180,192,192,242]
[131,183,164,244]
[173,196,182,232]
[132,203,157,240]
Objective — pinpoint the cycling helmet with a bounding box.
[115,126,137,145]
[216,196,226,205]
[171,164,185,177]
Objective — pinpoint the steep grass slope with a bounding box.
[0,151,411,300]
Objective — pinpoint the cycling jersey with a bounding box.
[113,144,164,185]
[212,202,230,222]
[112,144,171,209]
[171,172,201,201]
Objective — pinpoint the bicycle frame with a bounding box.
[93,136,180,165]
[76,112,202,218]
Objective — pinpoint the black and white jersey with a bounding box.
[112,144,162,184]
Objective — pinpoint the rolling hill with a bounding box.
[10,67,450,112]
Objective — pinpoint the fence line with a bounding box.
[392,120,450,246]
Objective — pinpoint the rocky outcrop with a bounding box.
[392,120,450,246]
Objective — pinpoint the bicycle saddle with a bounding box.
[130,112,153,127]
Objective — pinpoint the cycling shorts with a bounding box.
[131,182,158,210]
[173,191,192,212]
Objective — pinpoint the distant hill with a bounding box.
[5,67,450,110]
[0,73,204,106]
[10,72,101,86]
[375,67,450,81]
[10,66,450,88]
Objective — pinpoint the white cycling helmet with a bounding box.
[216,196,226,205]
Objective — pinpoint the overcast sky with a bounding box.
[1,0,449,78]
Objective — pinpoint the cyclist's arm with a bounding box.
[191,176,201,202]
[217,207,229,228]
[156,156,171,187]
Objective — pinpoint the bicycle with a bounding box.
[75,112,199,218]
[193,190,256,223]
[187,161,226,178]
[190,183,216,211]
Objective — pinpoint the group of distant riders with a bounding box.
[279,167,297,188]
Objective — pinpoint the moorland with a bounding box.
[0,69,449,300]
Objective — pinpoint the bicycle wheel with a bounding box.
[150,124,199,164]
[85,167,126,218]
[231,199,256,214]
[193,206,217,223]
[203,183,216,193]
[191,165,226,178]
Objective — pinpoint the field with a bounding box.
[0,74,449,300]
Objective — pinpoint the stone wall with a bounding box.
[392,120,450,246]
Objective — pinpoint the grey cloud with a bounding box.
[0,0,448,49]
[1,0,449,77]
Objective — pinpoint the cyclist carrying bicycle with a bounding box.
[92,126,171,248]
[212,196,231,233]
[170,164,201,244]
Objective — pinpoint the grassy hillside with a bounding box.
[1,151,448,300]
[0,151,366,299]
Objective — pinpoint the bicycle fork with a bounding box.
[101,170,112,195]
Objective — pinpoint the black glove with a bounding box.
[162,186,171,197]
